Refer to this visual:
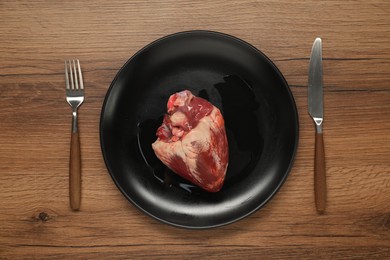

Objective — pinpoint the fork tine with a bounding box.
[77,60,84,90]
[72,60,79,90]
[65,61,70,89]
[68,60,75,90]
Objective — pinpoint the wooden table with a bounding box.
[1,1,389,259]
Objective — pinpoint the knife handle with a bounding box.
[315,132,326,214]
[70,132,81,211]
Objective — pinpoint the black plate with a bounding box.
[100,31,299,229]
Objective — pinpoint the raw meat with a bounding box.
[152,90,229,192]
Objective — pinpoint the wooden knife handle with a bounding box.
[69,132,81,211]
[315,132,326,214]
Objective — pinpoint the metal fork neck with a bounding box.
[72,110,78,133]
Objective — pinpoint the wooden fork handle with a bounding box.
[70,132,81,211]
[315,132,326,214]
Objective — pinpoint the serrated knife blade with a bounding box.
[308,37,326,214]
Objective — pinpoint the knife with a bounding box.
[308,37,326,214]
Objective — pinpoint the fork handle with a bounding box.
[70,131,81,211]
[315,132,326,214]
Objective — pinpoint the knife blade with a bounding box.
[308,37,326,214]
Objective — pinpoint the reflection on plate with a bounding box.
[100,31,299,229]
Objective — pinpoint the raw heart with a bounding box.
[152,90,229,192]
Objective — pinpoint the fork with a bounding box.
[65,59,84,211]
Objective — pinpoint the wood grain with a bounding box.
[0,0,389,259]
[314,132,326,214]
[69,132,81,211]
